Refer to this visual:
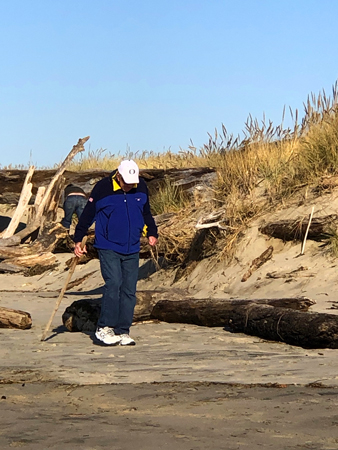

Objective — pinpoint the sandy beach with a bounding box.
[2,191,338,449]
[1,273,338,449]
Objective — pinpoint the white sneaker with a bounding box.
[95,327,121,345]
[119,334,135,346]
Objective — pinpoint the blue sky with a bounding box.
[1,0,338,167]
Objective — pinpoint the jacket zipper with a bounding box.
[125,191,131,253]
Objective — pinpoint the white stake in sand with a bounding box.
[300,206,315,255]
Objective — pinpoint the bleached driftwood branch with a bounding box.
[0,165,35,239]
[195,209,227,230]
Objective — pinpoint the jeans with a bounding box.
[97,249,139,335]
[61,195,87,229]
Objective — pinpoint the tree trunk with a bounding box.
[27,186,46,225]
[0,307,32,329]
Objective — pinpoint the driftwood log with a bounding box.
[154,298,338,348]
[62,295,338,348]
[0,167,216,204]
[0,223,68,260]
[259,215,338,242]
[0,252,57,269]
[150,297,314,326]
[0,223,69,273]
[0,307,32,329]
[226,303,338,349]
[62,295,314,331]
[0,262,25,273]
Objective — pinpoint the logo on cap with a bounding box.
[129,169,136,174]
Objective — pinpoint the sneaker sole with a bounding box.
[93,335,121,346]
[119,341,136,346]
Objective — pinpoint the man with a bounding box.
[61,184,88,229]
[73,160,158,346]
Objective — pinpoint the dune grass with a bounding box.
[4,83,338,260]
[161,84,338,260]
[150,177,190,216]
[67,83,338,206]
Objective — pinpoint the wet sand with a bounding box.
[1,382,338,449]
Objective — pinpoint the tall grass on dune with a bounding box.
[150,177,190,216]
[66,148,120,171]
[55,83,338,261]
[68,82,338,208]
[4,83,338,261]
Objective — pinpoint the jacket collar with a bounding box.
[111,170,137,192]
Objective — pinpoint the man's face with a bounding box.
[117,173,135,192]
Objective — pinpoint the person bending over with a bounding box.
[61,184,88,229]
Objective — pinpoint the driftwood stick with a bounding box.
[41,236,87,341]
[195,209,227,230]
[0,165,35,239]
[241,246,274,282]
[266,266,314,279]
[195,220,226,230]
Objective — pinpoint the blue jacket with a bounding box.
[73,170,158,254]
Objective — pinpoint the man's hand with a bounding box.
[148,236,158,246]
[74,241,87,257]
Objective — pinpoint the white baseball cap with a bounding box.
[118,159,139,184]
